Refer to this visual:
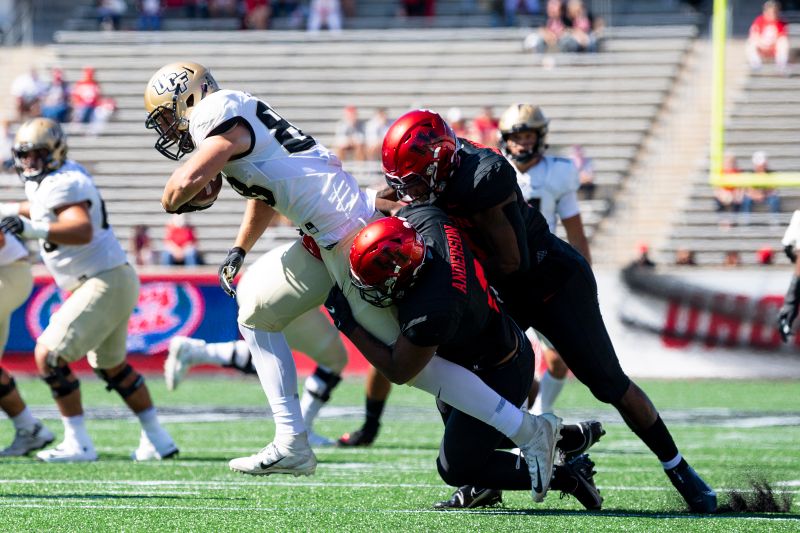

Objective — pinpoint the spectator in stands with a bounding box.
[757,246,774,265]
[40,68,71,124]
[242,0,270,29]
[130,224,155,266]
[741,150,780,218]
[634,243,656,268]
[523,0,567,53]
[570,144,596,200]
[96,0,128,31]
[675,248,697,266]
[468,105,499,147]
[10,69,46,122]
[137,0,163,30]
[307,0,342,31]
[161,214,203,266]
[209,0,238,16]
[398,0,435,17]
[563,0,601,52]
[503,0,539,27]
[71,67,102,125]
[714,152,744,213]
[334,105,366,161]
[723,250,741,267]
[446,107,469,138]
[746,1,790,75]
[364,108,391,161]
[0,119,13,172]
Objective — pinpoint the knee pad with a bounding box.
[42,364,80,398]
[95,364,144,399]
[0,369,16,399]
[303,366,342,402]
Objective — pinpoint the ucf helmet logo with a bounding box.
[152,70,190,96]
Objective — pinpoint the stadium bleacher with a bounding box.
[0,24,697,264]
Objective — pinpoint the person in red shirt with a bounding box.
[161,214,203,266]
[71,67,102,124]
[468,105,499,147]
[746,1,790,74]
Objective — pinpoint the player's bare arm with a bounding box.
[45,202,93,245]
[375,185,406,216]
[232,199,277,253]
[347,327,437,385]
[470,193,522,276]
[161,123,251,212]
[562,214,592,265]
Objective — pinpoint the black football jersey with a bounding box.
[434,139,550,266]
[395,204,518,369]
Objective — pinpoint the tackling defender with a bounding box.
[0,118,177,462]
[0,218,55,456]
[144,62,564,497]
[377,109,717,513]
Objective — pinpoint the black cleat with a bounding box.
[666,460,717,513]
[552,454,603,510]
[337,424,379,447]
[433,485,503,510]
[560,420,605,460]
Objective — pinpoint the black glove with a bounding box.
[778,275,800,343]
[167,202,213,215]
[218,247,246,298]
[784,244,797,263]
[324,284,358,336]
[0,216,24,236]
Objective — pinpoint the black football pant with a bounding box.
[505,234,631,405]
[435,328,536,490]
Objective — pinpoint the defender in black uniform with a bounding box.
[378,109,717,514]
[325,205,602,509]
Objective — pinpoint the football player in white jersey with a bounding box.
[144,62,561,493]
[0,118,177,462]
[498,104,592,416]
[0,215,55,456]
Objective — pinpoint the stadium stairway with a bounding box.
[0,25,696,265]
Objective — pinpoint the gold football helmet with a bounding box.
[12,117,67,182]
[498,103,549,163]
[144,61,219,160]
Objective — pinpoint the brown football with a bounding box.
[188,173,223,207]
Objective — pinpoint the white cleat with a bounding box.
[36,440,98,463]
[165,336,204,391]
[131,430,179,461]
[229,439,317,477]
[307,430,335,447]
[0,422,55,456]
[516,412,563,503]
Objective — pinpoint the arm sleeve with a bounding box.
[44,174,92,211]
[557,190,580,221]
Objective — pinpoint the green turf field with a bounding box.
[1,377,799,532]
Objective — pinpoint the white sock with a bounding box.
[62,414,92,446]
[137,406,173,448]
[11,407,37,431]
[300,374,326,430]
[238,324,305,439]
[411,355,523,439]
[661,453,683,470]
[531,370,565,415]
[199,341,238,366]
[232,340,252,368]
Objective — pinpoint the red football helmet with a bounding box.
[349,217,427,307]
[381,109,459,204]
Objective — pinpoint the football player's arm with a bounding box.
[471,193,528,277]
[0,201,30,218]
[232,199,276,253]
[374,185,406,216]
[47,202,93,245]
[562,214,592,265]
[161,123,250,212]
[347,327,438,385]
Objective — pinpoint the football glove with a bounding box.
[778,275,800,343]
[784,245,796,263]
[218,247,246,298]
[0,215,48,240]
[167,202,213,215]
[324,284,358,336]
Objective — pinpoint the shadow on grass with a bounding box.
[460,507,800,520]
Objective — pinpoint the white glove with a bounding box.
[0,203,20,218]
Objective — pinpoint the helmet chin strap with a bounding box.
[510,149,537,164]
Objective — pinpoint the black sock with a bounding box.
[364,398,385,431]
[632,415,679,463]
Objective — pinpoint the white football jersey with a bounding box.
[190,90,376,248]
[25,160,127,290]
[0,232,28,266]
[514,155,580,233]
